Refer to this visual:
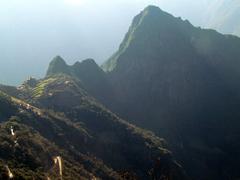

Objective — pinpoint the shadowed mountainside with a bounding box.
[101,5,240,180]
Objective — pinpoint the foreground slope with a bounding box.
[0,91,121,179]
[0,75,186,179]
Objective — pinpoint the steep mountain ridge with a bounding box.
[102,5,240,129]
[46,56,112,104]
[100,5,240,180]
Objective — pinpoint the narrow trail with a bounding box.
[9,125,18,146]
[53,156,63,180]
[7,97,66,179]
[92,176,97,180]
[10,126,15,136]
[5,165,14,179]
[11,97,43,117]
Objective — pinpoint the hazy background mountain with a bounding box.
[203,0,240,35]
[1,0,239,85]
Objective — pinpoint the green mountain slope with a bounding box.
[0,72,187,179]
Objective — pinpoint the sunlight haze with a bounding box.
[0,0,236,85]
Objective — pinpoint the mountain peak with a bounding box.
[144,5,162,13]
[51,55,66,65]
[72,59,102,76]
[46,56,69,76]
[102,6,180,72]
[72,59,105,80]
[141,5,172,21]
[82,58,96,65]
[73,58,96,68]
[46,56,103,80]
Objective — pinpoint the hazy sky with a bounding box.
[0,0,214,85]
